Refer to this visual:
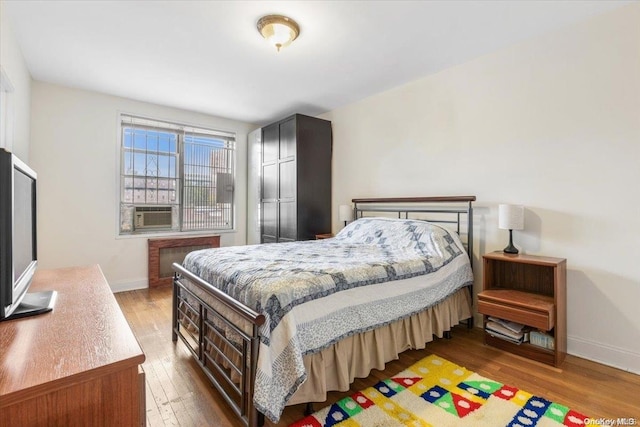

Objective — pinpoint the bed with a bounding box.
[172,196,475,426]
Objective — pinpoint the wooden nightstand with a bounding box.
[478,251,567,367]
[315,233,334,240]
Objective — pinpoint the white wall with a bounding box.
[322,4,640,372]
[30,82,253,291]
[0,0,31,160]
[246,128,262,245]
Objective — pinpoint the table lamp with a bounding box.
[339,205,353,227]
[498,204,524,254]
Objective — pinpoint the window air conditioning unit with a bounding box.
[134,206,173,230]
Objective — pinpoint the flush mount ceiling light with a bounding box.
[257,15,300,52]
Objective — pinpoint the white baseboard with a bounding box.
[568,335,640,375]
[110,278,148,293]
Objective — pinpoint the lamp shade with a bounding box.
[339,205,353,222]
[498,204,524,230]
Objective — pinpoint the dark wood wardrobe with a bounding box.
[260,114,332,243]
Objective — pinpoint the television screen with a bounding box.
[13,166,35,286]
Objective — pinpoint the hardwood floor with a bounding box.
[115,286,640,426]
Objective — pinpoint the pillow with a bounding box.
[334,217,466,259]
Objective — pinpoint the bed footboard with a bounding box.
[172,263,265,427]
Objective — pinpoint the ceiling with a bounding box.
[4,1,632,126]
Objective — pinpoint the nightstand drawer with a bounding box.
[478,289,555,331]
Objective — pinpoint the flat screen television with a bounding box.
[0,148,56,321]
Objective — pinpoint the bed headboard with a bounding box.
[351,196,476,267]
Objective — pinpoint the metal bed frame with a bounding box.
[172,196,476,427]
[352,196,475,268]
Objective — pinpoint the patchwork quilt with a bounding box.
[182,217,474,422]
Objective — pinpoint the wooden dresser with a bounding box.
[0,265,146,426]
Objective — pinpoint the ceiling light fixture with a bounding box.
[257,15,300,52]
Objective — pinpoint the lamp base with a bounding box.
[503,229,519,254]
[503,244,519,254]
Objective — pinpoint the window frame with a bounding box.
[116,113,236,237]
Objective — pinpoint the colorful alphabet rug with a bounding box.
[290,355,598,427]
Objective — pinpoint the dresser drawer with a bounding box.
[478,289,555,331]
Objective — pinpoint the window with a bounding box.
[119,114,235,234]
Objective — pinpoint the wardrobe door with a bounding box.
[261,124,279,243]
[278,117,297,241]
